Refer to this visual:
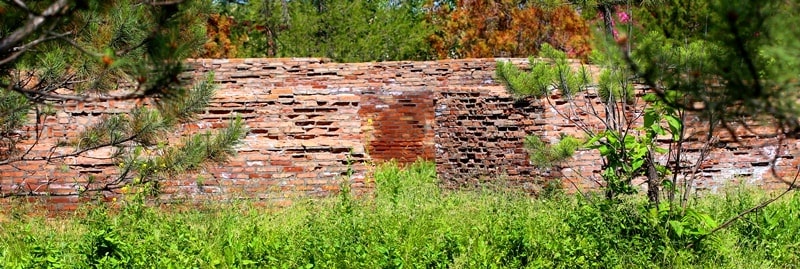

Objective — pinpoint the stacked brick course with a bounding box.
[434,87,541,188]
[1,58,797,210]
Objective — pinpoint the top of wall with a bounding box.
[183,58,541,95]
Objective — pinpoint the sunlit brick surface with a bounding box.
[1,58,796,210]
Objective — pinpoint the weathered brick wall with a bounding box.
[434,82,800,193]
[434,87,541,188]
[1,58,797,210]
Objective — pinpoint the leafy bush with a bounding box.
[1,161,798,268]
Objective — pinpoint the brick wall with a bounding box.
[1,58,797,210]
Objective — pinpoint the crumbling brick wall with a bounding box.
[434,87,540,189]
[1,58,797,210]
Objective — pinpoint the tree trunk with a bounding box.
[646,150,660,205]
[599,4,616,38]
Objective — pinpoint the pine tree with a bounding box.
[499,0,800,204]
[629,0,800,134]
[0,0,246,197]
[207,0,434,62]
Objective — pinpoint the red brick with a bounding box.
[2,58,794,212]
[283,166,304,173]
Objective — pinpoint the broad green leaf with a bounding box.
[644,109,657,127]
[584,133,603,146]
[606,133,619,144]
[643,93,659,102]
[631,159,644,171]
[669,220,684,237]
[652,124,666,136]
[665,115,683,140]
[598,145,611,156]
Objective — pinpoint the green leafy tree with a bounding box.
[501,0,800,246]
[497,43,681,203]
[208,0,434,62]
[0,0,246,198]
[624,0,800,240]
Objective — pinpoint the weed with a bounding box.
[0,161,797,268]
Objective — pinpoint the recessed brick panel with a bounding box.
[359,89,435,164]
[434,87,542,188]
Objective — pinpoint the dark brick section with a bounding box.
[359,88,435,163]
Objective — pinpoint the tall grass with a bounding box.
[1,160,799,268]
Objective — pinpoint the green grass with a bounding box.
[1,160,799,268]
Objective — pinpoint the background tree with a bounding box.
[426,0,592,59]
[202,0,289,58]
[204,0,595,61]
[0,0,246,197]
[499,0,800,248]
[203,0,434,62]
[629,0,800,135]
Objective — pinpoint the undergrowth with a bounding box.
[1,160,799,268]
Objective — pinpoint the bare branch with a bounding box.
[3,82,148,103]
[0,31,72,66]
[48,31,103,58]
[7,0,31,13]
[681,135,718,210]
[688,165,799,248]
[145,0,185,6]
[0,0,70,52]
[47,134,139,161]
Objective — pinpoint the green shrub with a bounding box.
[1,161,798,268]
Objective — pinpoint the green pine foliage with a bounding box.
[538,44,592,99]
[2,0,211,95]
[0,90,29,136]
[0,90,30,158]
[72,75,247,192]
[0,1,245,197]
[495,60,552,99]
[524,135,581,169]
[495,43,594,174]
[597,68,635,104]
[632,0,709,41]
[630,0,800,131]
[496,44,591,100]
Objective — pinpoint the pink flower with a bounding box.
[617,11,630,23]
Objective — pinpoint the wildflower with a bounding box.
[617,11,630,23]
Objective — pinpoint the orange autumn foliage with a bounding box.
[427,0,592,59]
[201,14,238,58]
